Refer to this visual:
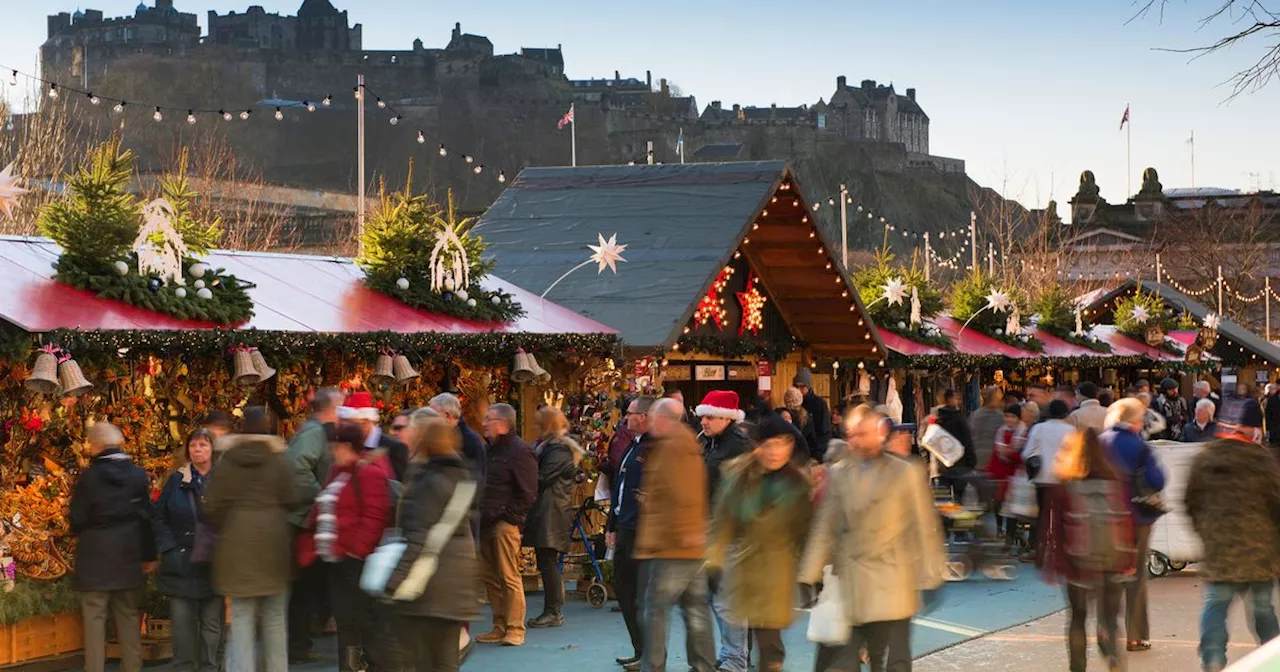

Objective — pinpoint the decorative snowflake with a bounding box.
[132,198,190,286]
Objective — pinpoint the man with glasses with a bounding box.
[476,403,537,647]
[608,396,655,671]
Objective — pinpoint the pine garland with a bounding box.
[854,249,951,349]
[1032,286,1112,353]
[53,255,254,325]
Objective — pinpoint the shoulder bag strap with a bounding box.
[390,480,477,601]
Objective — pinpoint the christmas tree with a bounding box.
[38,138,140,269]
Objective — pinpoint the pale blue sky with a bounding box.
[2,0,1278,209]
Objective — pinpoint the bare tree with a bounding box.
[1133,0,1280,97]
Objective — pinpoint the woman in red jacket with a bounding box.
[302,422,395,671]
[985,404,1025,548]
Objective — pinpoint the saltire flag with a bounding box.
[1119,104,1130,131]
[557,104,574,130]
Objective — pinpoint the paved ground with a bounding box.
[101,565,1064,670]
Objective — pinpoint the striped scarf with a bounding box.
[315,473,351,563]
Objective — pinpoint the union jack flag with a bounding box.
[1119,104,1129,131]
[558,103,574,130]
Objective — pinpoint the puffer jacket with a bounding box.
[1185,438,1280,583]
[701,423,751,506]
[386,456,481,622]
[523,435,584,552]
[69,448,156,593]
[203,434,297,598]
[152,464,215,600]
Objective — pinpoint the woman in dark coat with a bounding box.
[385,410,481,672]
[153,429,222,672]
[524,406,584,628]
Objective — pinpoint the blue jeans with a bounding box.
[1200,581,1280,669]
[710,578,748,672]
[641,560,716,672]
[227,593,289,672]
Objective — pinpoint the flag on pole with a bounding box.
[1186,130,1194,145]
[1119,104,1130,130]
[557,103,574,130]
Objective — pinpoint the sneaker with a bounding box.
[501,634,525,647]
[527,612,564,628]
[474,629,507,644]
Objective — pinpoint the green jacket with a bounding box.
[286,419,333,528]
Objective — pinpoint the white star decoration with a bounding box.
[587,233,628,274]
[985,290,1012,313]
[0,162,28,221]
[1130,305,1151,325]
[883,277,908,307]
[1203,312,1221,331]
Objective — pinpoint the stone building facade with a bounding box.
[43,0,200,85]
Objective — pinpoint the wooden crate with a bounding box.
[0,611,82,667]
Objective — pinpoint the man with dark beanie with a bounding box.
[793,369,832,460]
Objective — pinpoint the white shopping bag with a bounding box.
[806,566,849,646]
[920,424,965,469]
[1004,468,1039,519]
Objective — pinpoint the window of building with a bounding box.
[817,113,826,129]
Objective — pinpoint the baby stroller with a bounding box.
[934,470,1019,582]
[559,497,610,608]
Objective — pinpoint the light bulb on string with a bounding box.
[112,101,125,114]
[274,107,284,121]
[240,110,251,120]
[87,93,100,105]
[322,95,332,107]
[473,164,483,175]
[464,155,474,164]
[389,115,400,126]
[7,70,16,87]
[416,130,425,144]
[305,100,315,112]
[376,98,386,109]
[220,109,231,121]
[186,110,196,125]
[47,83,58,99]
[497,171,506,184]
[438,145,447,157]
[152,107,163,122]
[353,86,361,100]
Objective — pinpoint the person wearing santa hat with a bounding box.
[339,391,408,482]
[695,390,751,672]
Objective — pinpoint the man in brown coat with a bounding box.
[635,398,716,672]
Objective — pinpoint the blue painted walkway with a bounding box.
[104,568,1063,670]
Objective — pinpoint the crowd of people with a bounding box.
[62,368,1280,672]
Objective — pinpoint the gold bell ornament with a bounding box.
[510,349,536,384]
[526,353,551,385]
[251,348,276,383]
[232,347,262,386]
[57,353,93,397]
[392,355,420,384]
[25,345,61,395]
[370,353,396,386]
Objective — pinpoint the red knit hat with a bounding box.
[339,390,378,422]
[696,390,745,422]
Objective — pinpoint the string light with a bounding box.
[376,97,386,109]
[47,83,58,99]
[7,70,15,87]
[240,110,251,120]
[389,115,401,126]
[305,100,316,112]
[416,130,425,144]
[274,107,284,121]
[438,145,448,157]
[498,171,506,184]
[473,164,483,175]
[322,94,332,107]
[186,110,196,125]
[152,107,163,122]
[87,93,100,105]
[353,86,362,100]
[464,155,474,164]
[220,109,232,121]
[112,101,125,114]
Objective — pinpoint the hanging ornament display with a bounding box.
[736,272,767,336]
[56,350,93,397]
[694,266,734,330]
[25,345,62,395]
[231,346,262,386]
[1199,312,1221,349]
[0,162,28,221]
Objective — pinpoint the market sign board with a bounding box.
[695,364,726,381]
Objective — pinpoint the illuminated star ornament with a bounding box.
[737,272,767,336]
[985,290,1012,313]
[882,277,908,307]
[1129,305,1151,326]
[0,162,28,221]
[1203,312,1221,331]
[588,233,628,274]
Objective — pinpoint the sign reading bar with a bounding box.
[695,365,726,381]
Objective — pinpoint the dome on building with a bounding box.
[73,8,85,19]
[136,2,148,12]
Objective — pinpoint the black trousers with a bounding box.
[751,628,786,671]
[535,547,564,615]
[1067,582,1123,672]
[396,614,463,672]
[287,555,328,656]
[851,619,912,672]
[614,528,645,658]
[330,558,389,672]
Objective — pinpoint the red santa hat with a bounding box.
[339,390,379,423]
[696,390,745,422]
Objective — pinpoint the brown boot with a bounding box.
[501,633,525,647]
[474,629,506,644]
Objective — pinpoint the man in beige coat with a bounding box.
[799,407,944,672]
[1067,381,1108,432]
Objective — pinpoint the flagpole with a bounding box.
[357,73,366,257]
[571,103,577,167]
[1126,104,1132,197]
[679,127,685,164]
[1190,130,1196,188]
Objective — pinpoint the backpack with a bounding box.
[1063,480,1135,573]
